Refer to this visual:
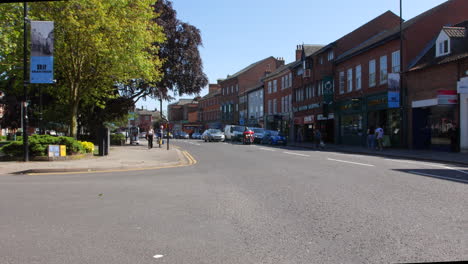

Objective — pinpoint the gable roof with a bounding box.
[336,0,454,63]
[222,56,276,82]
[303,45,325,56]
[443,26,466,38]
[263,61,301,80]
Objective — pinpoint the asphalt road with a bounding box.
[1,139,467,264]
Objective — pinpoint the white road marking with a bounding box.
[153,254,164,259]
[327,158,375,167]
[407,171,468,184]
[284,151,310,157]
[385,159,468,175]
[259,148,276,151]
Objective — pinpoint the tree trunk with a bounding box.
[70,101,79,139]
[69,82,80,139]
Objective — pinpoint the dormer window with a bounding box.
[439,40,449,55]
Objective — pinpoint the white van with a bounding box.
[224,125,236,141]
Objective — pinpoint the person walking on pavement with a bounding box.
[146,128,154,149]
[367,126,376,150]
[375,125,384,151]
[314,129,323,149]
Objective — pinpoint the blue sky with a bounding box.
[137,0,447,113]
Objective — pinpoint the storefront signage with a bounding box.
[340,101,361,111]
[437,90,458,105]
[317,113,334,120]
[308,103,320,109]
[368,97,387,107]
[294,117,303,125]
[388,73,400,108]
[304,115,314,124]
[458,77,468,94]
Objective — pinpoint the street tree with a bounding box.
[120,0,208,102]
[1,1,166,138]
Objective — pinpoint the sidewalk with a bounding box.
[289,142,468,166]
[0,141,189,175]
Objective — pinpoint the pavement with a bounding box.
[0,139,190,175]
[1,139,466,264]
[290,141,468,166]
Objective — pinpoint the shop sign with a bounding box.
[388,73,400,108]
[368,97,386,106]
[437,90,458,105]
[304,115,314,124]
[340,100,361,111]
[308,103,320,109]
[294,117,303,125]
[457,77,468,94]
[317,113,334,120]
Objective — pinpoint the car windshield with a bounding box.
[252,128,264,133]
[209,129,221,133]
[233,126,245,132]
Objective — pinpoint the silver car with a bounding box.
[202,129,225,142]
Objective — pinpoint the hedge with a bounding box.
[110,133,125,145]
[0,135,90,157]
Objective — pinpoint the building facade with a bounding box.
[218,57,284,126]
[199,84,222,129]
[246,83,264,127]
[168,98,202,134]
[407,22,468,152]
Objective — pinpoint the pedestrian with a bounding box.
[375,125,384,151]
[314,129,323,149]
[146,128,154,149]
[367,126,375,150]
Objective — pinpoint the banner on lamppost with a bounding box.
[30,21,54,84]
[388,73,400,108]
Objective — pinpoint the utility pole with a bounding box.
[399,0,406,148]
[23,2,29,162]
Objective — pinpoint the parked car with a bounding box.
[191,132,201,139]
[202,129,225,142]
[251,127,265,143]
[261,130,287,145]
[231,125,246,141]
[223,125,236,141]
[179,131,189,139]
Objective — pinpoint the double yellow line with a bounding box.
[182,150,197,165]
[25,149,197,175]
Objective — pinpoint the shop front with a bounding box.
[336,92,402,147]
[316,113,334,143]
[411,90,459,152]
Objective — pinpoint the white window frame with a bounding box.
[288,73,292,87]
[268,81,272,94]
[380,55,388,84]
[356,65,362,90]
[236,84,239,92]
[273,80,277,93]
[391,50,400,73]
[273,99,277,114]
[347,69,353,92]
[328,50,334,61]
[369,60,376,87]
[339,71,345,94]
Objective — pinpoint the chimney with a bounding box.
[295,45,303,61]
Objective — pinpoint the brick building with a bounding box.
[218,57,284,126]
[263,60,302,138]
[129,108,160,132]
[407,21,468,152]
[199,84,222,129]
[168,98,202,134]
[245,83,264,128]
[293,11,401,144]
[333,0,468,148]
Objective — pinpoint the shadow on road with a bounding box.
[393,169,468,184]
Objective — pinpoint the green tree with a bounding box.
[33,0,165,138]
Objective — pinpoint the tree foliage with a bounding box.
[121,0,208,101]
[0,1,165,138]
